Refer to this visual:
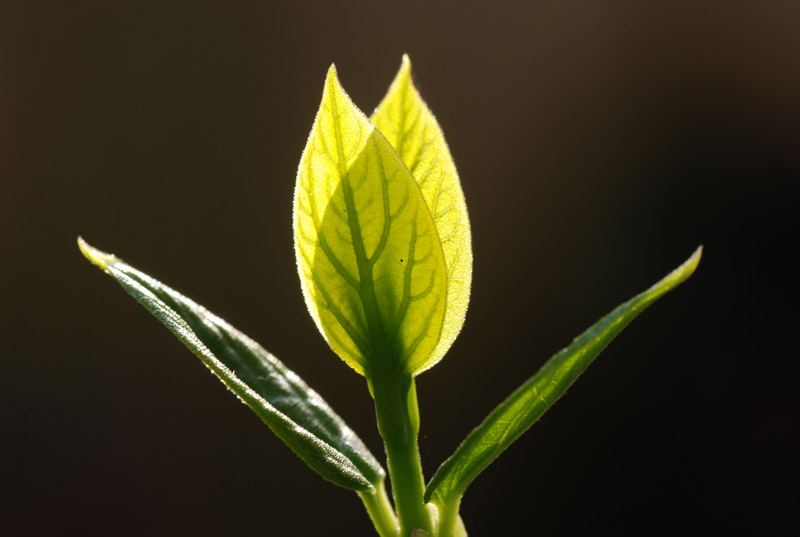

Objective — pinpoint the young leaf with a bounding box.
[78,238,385,492]
[425,247,703,506]
[294,65,448,377]
[371,55,473,374]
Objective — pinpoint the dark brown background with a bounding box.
[2,1,797,535]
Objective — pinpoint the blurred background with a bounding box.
[2,1,797,535]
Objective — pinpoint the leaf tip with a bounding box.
[324,63,353,106]
[652,245,703,295]
[77,236,115,274]
[689,244,703,268]
[678,245,703,280]
[325,63,340,88]
[398,54,413,83]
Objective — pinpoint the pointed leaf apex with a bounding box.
[688,245,703,271]
[325,63,340,86]
[651,245,703,295]
[78,237,115,274]
[323,64,353,108]
[397,55,412,83]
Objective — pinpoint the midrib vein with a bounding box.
[329,93,387,360]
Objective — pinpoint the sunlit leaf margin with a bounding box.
[78,237,385,492]
[425,247,703,510]
[371,55,473,374]
[293,65,448,377]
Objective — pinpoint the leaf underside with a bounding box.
[425,246,703,505]
[371,55,473,374]
[79,238,384,492]
[294,65,448,377]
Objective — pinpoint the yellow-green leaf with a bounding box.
[294,65,448,377]
[371,55,472,374]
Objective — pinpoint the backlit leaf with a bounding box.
[78,238,385,492]
[372,55,473,373]
[425,247,703,505]
[294,66,448,377]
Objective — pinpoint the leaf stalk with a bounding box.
[360,479,400,537]
[434,495,462,537]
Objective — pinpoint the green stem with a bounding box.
[360,480,400,537]
[436,495,463,537]
[371,368,433,536]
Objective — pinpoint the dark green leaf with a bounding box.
[425,247,702,505]
[79,237,385,492]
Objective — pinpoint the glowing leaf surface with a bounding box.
[372,55,472,372]
[294,66,448,376]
